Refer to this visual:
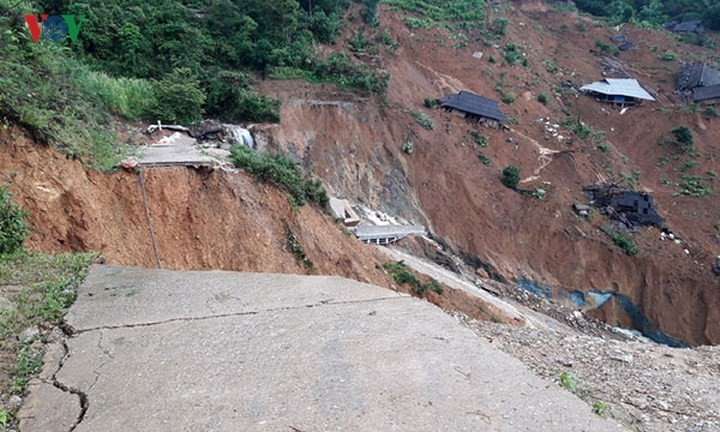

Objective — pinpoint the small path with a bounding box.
[18,266,625,432]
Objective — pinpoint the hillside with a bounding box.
[1,1,719,345]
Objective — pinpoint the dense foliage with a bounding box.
[230,146,329,209]
[571,0,720,30]
[0,186,30,255]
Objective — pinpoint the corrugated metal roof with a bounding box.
[580,78,656,101]
[439,91,507,122]
[693,84,720,102]
[678,63,720,90]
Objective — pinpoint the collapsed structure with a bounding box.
[580,78,656,106]
[583,185,664,230]
[676,63,720,104]
[439,91,507,128]
[664,20,705,34]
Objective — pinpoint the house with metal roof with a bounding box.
[580,78,655,106]
[438,91,507,128]
[693,85,720,104]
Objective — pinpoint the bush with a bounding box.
[659,51,677,62]
[501,165,521,190]
[424,98,439,109]
[382,261,443,295]
[0,186,30,255]
[230,146,329,209]
[148,68,206,124]
[470,131,488,147]
[402,140,415,154]
[413,112,434,130]
[478,152,491,165]
[612,234,638,257]
[501,92,516,104]
[537,93,549,105]
[672,126,693,146]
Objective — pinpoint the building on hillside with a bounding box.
[664,20,704,34]
[677,63,720,92]
[580,78,656,107]
[693,85,720,105]
[438,91,507,128]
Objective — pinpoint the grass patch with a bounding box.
[0,252,96,404]
[385,0,486,32]
[559,371,578,393]
[230,146,330,209]
[674,175,712,197]
[382,261,443,295]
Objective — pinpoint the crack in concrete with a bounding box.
[67,296,408,335]
[48,337,89,432]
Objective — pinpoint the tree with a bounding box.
[672,126,693,147]
[501,165,521,190]
[149,67,206,124]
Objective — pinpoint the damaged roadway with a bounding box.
[17,266,624,432]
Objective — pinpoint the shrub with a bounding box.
[532,188,547,200]
[230,146,329,209]
[470,131,488,147]
[402,140,415,154]
[424,98,439,109]
[413,112,434,130]
[503,43,523,65]
[478,152,491,165]
[544,60,559,74]
[501,92,516,104]
[488,55,497,64]
[0,186,30,255]
[382,261,443,295]
[537,93,549,105]
[672,126,693,146]
[612,233,638,256]
[659,51,677,61]
[501,165,521,190]
[148,67,206,124]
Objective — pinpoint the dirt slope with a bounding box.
[259,5,720,345]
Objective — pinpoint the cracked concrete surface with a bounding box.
[18,266,625,431]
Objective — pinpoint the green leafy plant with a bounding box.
[0,186,30,256]
[659,50,677,61]
[559,371,578,393]
[532,188,547,200]
[593,401,609,417]
[402,140,415,154]
[612,233,638,256]
[413,111,434,130]
[544,60,559,74]
[285,224,313,270]
[501,165,521,190]
[382,261,443,295]
[470,131,488,147]
[675,175,712,197]
[672,126,693,146]
[537,93,549,105]
[424,98,439,109]
[478,152,491,165]
[230,146,329,209]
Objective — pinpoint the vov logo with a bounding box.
[24,14,84,43]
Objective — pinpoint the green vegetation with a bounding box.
[384,0,486,31]
[230,146,329,209]
[500,92,516,104]
[612,233,638,256]
[0,252,96,401]
[573,0,720,30]
[488,55,497,64]
[382,261,443,295]
[478,152,491,166]
[593,401,609,417]
[284,224,313,270]
[532,188,547,200]
[544,60,559,74]
[559,371,578,393]
[503,43,527,67]
[413,111,434,130]
[595,39,619,56]
[659,50,677,62]
[402,139,415,154]
[424,98,439,109]
[470,131,488,147]
[501,165,521,190]
[0,186,30,256]
[672,126,694,147]
[675,175,712,197]
[537,93,549,105]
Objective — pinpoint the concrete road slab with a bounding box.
[22,267,625,432]
[67,266,405,331]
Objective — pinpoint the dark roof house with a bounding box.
[677,63,720,91]
[439,91,507,124]
[665,20,704,34]
[693,85,720,103]
[583,185,664,229]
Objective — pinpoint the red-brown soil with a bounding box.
[257,5,720,345]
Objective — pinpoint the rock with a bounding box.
[19,326,40,343]
[472,51,484,60]
[7,395,22,410]
[610,354,633,364]
[121,157,140,170]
